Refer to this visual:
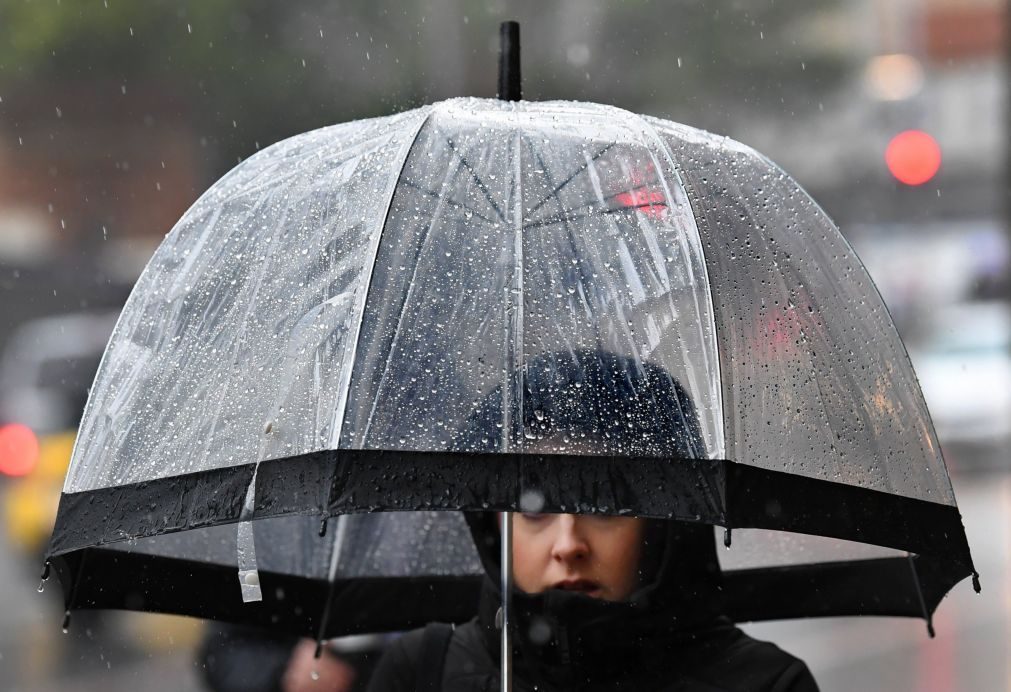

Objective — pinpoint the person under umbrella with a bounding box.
[367,351,819,691]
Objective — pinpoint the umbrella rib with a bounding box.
[527,140,590,290]
[522,205,647,231]
[526,143,616,217]
[524,187,666,230]
[399,178,497,225]
[444,136,508,223]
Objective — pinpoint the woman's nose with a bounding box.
[550,515,590,563]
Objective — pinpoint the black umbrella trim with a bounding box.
[48,545,965,638]
[47,450,976,632]
[49,450,973,565]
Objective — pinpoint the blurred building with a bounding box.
[0,83,204,351]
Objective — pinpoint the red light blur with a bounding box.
[0,423,39,477]
[615,189,668,219]
[885,130,941,186]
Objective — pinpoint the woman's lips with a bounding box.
[554,579,602,595]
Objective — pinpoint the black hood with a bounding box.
[454,350,726,688]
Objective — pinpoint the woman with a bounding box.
[367,352,819,691]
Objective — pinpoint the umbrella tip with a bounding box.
[971,571,981,593]
[497,21,521,101]
[38,559,51,593]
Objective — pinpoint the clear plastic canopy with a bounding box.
[65,97,952,506]
[50,98,972,634]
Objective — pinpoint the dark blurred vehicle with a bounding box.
[0,311,118,558]
[908,301,1011,471]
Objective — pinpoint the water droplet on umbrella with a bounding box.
[528,616,552,645]
[520,489,545,514]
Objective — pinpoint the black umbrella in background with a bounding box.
[45,20,978,674]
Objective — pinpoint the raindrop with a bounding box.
[62,610,71,634]
[528,616,552,645]
[677,57,682,68]
[263,421,273,434]
[187,23,192,34]
[520,489,545,514]
[243,571,260,587]
[310,670,320,681]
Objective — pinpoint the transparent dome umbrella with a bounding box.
[45,95,979,648]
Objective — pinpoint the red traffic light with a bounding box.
[885,130,941,186]
[0,423,39,477]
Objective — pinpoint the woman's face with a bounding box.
[511,512,646,602]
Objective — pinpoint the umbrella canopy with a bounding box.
[47,97,976,638]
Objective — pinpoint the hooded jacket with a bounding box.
[368,351,818,690]
[366,517,818,692]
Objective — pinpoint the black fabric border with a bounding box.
[47,450,976,630]
[49,546,969,638]
[50,450,972,567]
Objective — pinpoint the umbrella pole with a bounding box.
[500,510,514,692]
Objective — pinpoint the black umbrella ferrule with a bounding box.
[971,570,981,593]
[723,527,732,548]
[498,21,521,101]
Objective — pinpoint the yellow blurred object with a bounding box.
[3,431,75,553]
[121,612,206,653]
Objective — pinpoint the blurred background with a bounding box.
[0,1,1007,690]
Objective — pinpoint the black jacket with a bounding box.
[366,616,817,692]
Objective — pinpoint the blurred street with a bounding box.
[746,465,1010,692]
[0,1,1008,690]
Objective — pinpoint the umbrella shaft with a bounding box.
[500,511,513,692]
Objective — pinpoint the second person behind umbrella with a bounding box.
[367,350,819,692]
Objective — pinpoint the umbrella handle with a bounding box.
[500,510,514,692]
